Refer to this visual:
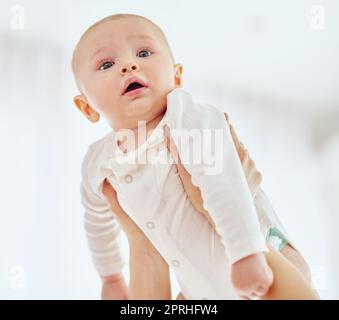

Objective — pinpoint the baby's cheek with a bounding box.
[92,86,117,113]
[151,63,175,88]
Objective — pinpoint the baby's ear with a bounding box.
[174,64,183,87]
[73,94,100,123]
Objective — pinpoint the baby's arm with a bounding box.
[165,112,261,222]
[81,150,127,299]
[166,92,268,263]
[166,91,272,298]
[82,147,173,299]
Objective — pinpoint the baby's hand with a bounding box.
[231,252,274,300]
[101,273,130,300]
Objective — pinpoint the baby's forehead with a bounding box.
[79,18,163,51]
[73,18,163,68]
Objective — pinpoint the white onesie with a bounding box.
[80,88,293,299]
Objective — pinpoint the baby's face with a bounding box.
[73,18,181,130]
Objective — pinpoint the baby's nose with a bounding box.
[120,63,139,75]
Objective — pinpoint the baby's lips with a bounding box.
[121,77,148,95]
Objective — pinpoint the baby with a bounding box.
[72,13,302,299]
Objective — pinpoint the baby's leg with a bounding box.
[262,244,319,300]
[198,195,318,299]
[263,225,312,285]
[254,188,313,285]
[280,243,312,284]
[198,204,313,284]
[175,243,318,300]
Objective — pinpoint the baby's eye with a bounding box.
[137,49,152,58]
[99,61,114,71]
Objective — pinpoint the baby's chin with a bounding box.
[123,94,165,119]
[124,98,154,117]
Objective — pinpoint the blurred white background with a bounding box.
[0,0,338,299]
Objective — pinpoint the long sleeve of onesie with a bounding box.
[166,88,268,264]
[80,144,125,277]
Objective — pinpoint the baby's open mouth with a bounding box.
[121,77,149,96]
[124,82,145,94]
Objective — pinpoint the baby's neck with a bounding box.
[116,109,166,153]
